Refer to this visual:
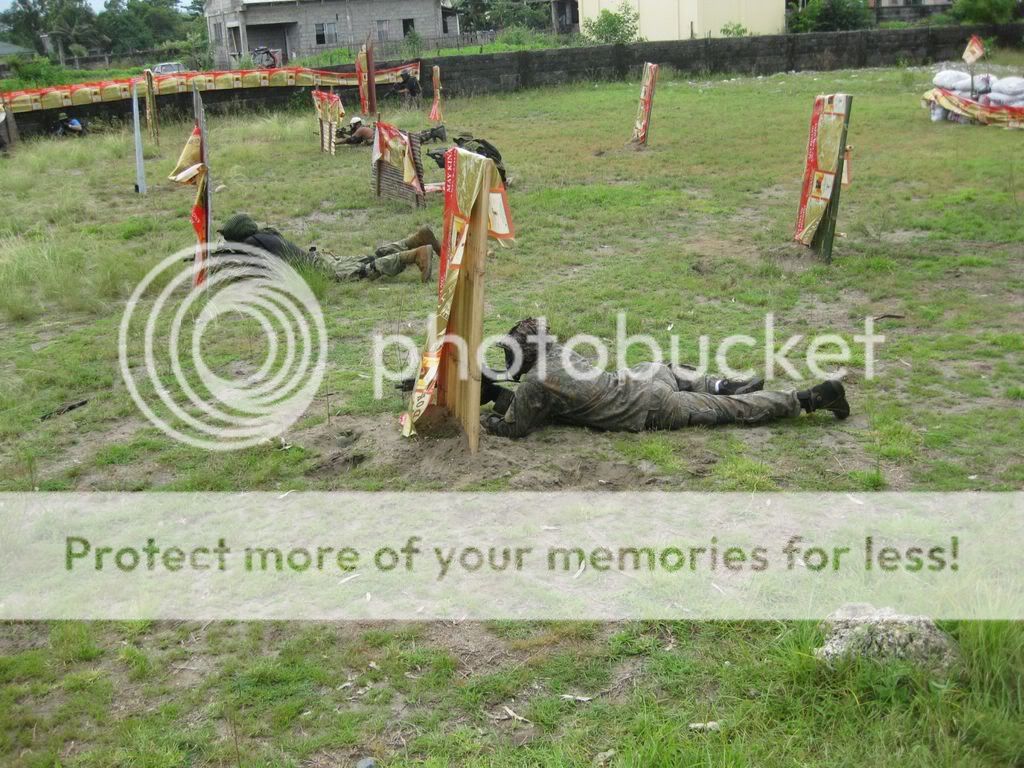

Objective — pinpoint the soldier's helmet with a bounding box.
[498,317,547,380]
[218,213,259,242]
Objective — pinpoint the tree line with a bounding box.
[0,0,206,59]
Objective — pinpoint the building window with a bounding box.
[376,19,389,42]
[213,22,224,44]
[402,18,415,36]
[442,16,449,33]
[315,22,338,46]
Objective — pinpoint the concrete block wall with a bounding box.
[411,23,1024,97]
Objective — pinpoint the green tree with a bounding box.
[488,0,550,31]
[582,1,642,44]
[451,0,489,31]
[1,0,55,54]
[789,0,873,33]
[952,0,1017,24]
[97,0,186,53]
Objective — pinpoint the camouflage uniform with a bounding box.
[484,344,799,439]
[215,214,436,282]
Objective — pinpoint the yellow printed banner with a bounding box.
[795,93,850,246]
[401,148,514,438]
[1,64,420,115]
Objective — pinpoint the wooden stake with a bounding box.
[2,103,19,147]
[443,163,491,454]
[144,69,159,146]
[365,37,377,116]
[812,96,853,264]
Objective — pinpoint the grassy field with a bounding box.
[0,58,1022,766]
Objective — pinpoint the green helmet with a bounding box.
[218,213,258,242]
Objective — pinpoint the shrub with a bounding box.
[720,22,750,37]
[951,0,1016,24]
[582,1,643,44]
[923,11,960,26]
[403,29,424,57]
[789,0,873,33]
[8,57,66,87]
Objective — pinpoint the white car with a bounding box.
[151,61,187,75]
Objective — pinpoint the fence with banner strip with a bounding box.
[0,64,419,115]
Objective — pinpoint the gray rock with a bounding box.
[355,759,377,768]
[814,603,958,673]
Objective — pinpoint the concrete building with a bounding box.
[869,0,954,22]
[577,0,786,41]
[204,0,461,67]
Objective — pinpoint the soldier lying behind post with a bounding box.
[478,318,851,439]
[204,213,440,283]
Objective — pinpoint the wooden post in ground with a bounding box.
[1,103,18,149]
[144,69,159,146]
[365,37,378,116]
[812,97,853,264]
[442,163,492,454]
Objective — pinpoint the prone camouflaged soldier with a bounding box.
[215,213,440,283]
[480,318,851,439]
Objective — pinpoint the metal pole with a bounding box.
[131,82,147,194]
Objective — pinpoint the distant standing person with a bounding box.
[395,71,422,105]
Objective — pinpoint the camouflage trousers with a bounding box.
[308,248,431,282]
[644,364,800,429]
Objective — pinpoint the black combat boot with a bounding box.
[716,376,765,396]
[797,381,850,420]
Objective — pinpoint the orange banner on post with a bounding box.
[168,123,210,286]
[630,62,659,145]
[430,65,443,122]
